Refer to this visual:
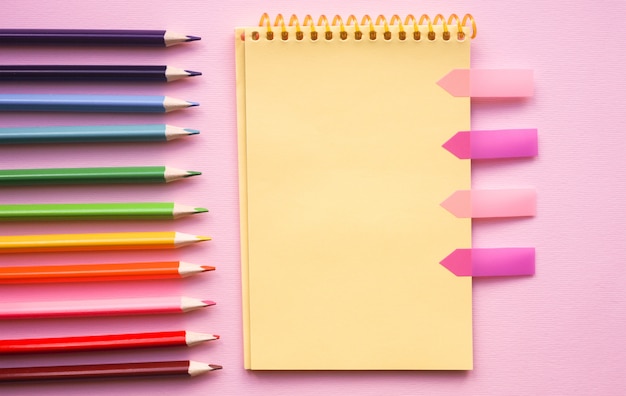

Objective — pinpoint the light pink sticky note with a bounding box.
[441,189,537,218]
[437,69,534,97]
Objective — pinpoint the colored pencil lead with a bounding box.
[201,265,216,271]
[186,35,202,42]
[185,170,202,177]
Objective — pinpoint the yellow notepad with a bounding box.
[236,14,474,370]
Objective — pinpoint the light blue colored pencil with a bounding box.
[0,94,199,113]
[0,124,200,144]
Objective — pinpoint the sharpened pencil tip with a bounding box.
[185,170,202,177]
[209,364,222,370]
[184,128,200,135]
[203,300,217,306]
[186,35,202,42]
[201,265,216,271]
[185,70,202,77]
[187,101,200,107]
[196,235,212,241]
[194,207,209,214]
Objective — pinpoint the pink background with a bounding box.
[1,0,625,394]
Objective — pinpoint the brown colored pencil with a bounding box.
[0,360,222,382]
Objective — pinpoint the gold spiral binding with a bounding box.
[253,13,476,41]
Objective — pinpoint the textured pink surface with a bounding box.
[1,0,626,395]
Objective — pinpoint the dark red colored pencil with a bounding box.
[0,360,222,382]
[0,330,219,354]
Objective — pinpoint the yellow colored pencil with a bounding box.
[0,231,210,254]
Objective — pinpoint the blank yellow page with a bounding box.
[237,20,472,370]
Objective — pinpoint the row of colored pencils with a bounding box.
[0,28,221,383]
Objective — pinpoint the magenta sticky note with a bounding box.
[437,69,534,98]
[443,129,538,159]
[440,248,536,277]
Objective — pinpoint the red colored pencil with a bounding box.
[0,360,222,382]
[0,330,219,354]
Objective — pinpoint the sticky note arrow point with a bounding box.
[442,132,471,159]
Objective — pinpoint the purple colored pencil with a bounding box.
[0,65,202,82]
[0,29,200,47]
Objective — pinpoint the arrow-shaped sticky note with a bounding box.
[437,69,534,98]
[440,248,535,276]
[443,129,538,159]
[441,189,536,218]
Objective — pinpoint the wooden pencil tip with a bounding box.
[201,265,216,271]
[202,300,216,306]
[186,35,202,42]
[214,334,220,340]
[209,364,222,370]
[196,235,212,241]
[185,70,202,77]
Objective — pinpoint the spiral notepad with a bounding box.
[237,14,476,370]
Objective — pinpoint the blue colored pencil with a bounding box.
[0,124,200,144]
[0,94,199,113]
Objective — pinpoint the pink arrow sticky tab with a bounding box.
[441,189,536,218]
[443,129,538,159]
[437,69,534,98]
[440,248,535,277]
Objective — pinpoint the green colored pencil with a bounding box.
[0,166,201,186]
[0,203,208,221]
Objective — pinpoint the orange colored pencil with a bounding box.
[0,261,215,284]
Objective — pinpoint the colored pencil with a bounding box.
[0,231,211,254]
[0,124,200,144]
[0,94,198,113]
[0,331,219,354]
[0,65,202,82]
[0,166,201,186]
[0,261,215,284]
[0,202,208,221]
[0,360,222,382]
[0,296,215,319]
[0,29,201,47]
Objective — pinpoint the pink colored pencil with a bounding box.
[0,296,215,319]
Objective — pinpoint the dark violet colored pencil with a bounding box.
[0,65,202,82]
[0,29,200,47]
[0,360,222,382]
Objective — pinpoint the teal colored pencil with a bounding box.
[0,166,201,186]
[0,94,198,113]
[0,202,208,221]
[0,124,200,144]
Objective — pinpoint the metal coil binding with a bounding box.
[252,14,476,41]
